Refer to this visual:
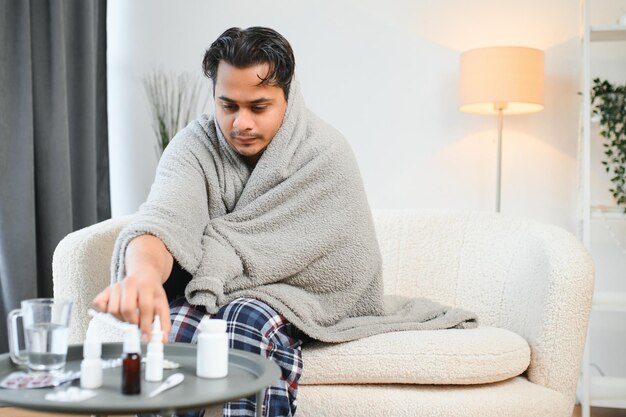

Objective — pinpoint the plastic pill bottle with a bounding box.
[196,318,229,379]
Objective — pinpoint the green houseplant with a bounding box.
[143,71,210,159]
[591,78,626,212]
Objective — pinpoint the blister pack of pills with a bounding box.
[0,371,75,389]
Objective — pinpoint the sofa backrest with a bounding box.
[372,209,591,328]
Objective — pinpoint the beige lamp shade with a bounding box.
[459,46,544,115]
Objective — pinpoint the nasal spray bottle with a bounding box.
[145,315,164,382]
[122,325,141,395]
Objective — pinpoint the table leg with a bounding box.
[256,388,265,417]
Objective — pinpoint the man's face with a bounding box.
[214,61,288,168]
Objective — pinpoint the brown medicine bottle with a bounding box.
[121,326,141,395]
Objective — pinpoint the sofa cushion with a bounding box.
[299,327,530,385]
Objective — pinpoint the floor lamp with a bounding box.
[458,46,544,212]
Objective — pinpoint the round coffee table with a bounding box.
[0,343,281,417]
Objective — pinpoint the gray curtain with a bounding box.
[0,0,110,353]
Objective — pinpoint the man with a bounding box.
[95,27,306,417]
[94,26,475,417]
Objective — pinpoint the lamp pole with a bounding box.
[495,105,505,213]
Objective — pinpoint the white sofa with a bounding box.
[52,210,594,417]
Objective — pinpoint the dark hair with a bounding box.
[202,27,295,100]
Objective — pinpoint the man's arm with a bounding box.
[93,234,173,342]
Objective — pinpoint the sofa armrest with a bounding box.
[52,216,132,343]
[375,210,594,403]
[485,221,594,402]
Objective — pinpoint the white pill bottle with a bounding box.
[196,318,229,379]
[80,338,103,389]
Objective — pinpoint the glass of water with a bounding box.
[7,298,73,372]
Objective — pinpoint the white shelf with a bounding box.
[591,205,626,220]
[593,291,626,312]
[591,25,626,42]
[590,376,626,408]
[580,3,626,415]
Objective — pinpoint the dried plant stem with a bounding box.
[143,71,210,158]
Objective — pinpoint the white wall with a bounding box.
[108,0,581,228]
[107,0,626,376]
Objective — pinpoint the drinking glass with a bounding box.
[7,298,73,372]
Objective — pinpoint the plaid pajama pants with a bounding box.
[167,296,305,417]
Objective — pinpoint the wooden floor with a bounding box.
[572,406,626,417]
[1,405,626,416]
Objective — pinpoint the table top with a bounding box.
[0,343,281,415]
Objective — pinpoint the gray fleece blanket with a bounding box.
[111,79,477,343]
